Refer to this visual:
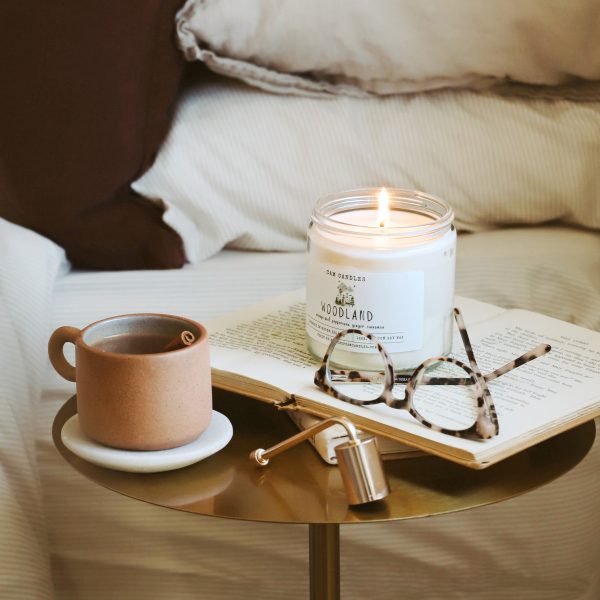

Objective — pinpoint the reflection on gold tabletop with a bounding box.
[53,388,595,526]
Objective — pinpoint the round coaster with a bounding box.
[61,411,233,473]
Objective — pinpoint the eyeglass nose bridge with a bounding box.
[405,356,481,394]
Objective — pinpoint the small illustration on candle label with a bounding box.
[335,283,355,306]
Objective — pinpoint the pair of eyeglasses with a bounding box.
[313,308,551,440]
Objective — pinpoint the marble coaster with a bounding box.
[61,410,233,473]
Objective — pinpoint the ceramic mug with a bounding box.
[48,314,212,451]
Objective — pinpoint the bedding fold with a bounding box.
[0,218,67,599]
[176,0,600,99]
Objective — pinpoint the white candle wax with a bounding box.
[306,189,456,371]
[332,209,433,228]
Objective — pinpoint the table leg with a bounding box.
[309,523,340,600]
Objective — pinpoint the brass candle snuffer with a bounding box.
[250,416,390,505]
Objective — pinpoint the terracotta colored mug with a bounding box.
[48,314,212,450]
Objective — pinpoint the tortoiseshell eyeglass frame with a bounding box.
[314,308,551,440]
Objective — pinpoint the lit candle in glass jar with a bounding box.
[306,188,456,371]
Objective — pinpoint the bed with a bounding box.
[2,2,600,598]
[0,222,596,599]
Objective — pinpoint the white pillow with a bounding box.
[176,0,600,96]
[132,75,600,263]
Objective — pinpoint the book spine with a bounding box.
[286,410,419,465]
[286,410,339,464]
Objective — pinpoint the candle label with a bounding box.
[306,264,424,352]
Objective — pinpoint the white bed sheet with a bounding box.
[37,227,600,599]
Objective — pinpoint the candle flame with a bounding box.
[377,187,390,228]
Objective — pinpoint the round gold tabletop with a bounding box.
[53,390,595,526]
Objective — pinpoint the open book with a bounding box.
[207,289,600,469]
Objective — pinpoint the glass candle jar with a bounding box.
[306,188,456,371]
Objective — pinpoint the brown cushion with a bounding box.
[0,0,186,270]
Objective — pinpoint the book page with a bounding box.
[208,290,320,396]
[211,301,315,369]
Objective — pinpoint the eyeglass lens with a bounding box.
[328,331,387,402]
[411,360,479,430]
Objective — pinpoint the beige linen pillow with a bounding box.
[176,0,600,96]
[133,75,600,263]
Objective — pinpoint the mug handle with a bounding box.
[48,326,80,382]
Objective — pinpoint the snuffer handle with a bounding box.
[250,416,360,466]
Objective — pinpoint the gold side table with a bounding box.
[53,390,595,600]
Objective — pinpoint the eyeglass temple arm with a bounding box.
[331,343,551,386]
[453,308,481,371]
[453,308,551,383]
[483,343,551,382]
[250,416,360,466]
